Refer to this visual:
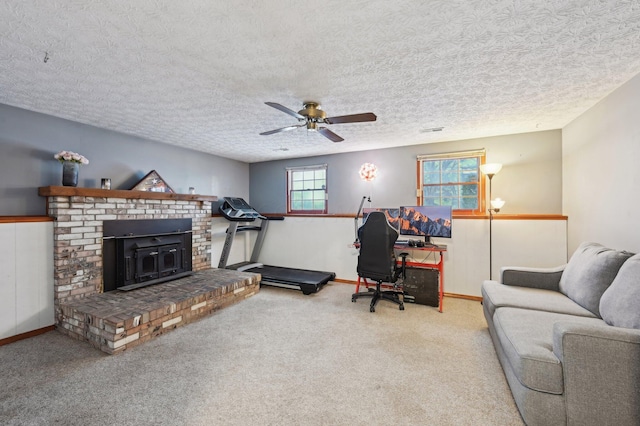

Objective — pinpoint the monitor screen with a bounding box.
[399,206,452,239]
[362,208,400,231]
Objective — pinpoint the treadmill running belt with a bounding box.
[246,265,335,286]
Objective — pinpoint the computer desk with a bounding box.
[353,242,447,312]
[394,243,447,312]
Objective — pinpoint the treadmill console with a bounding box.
[218,197,266,221]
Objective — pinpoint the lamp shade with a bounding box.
[491,198,505,209]
[480,163,502,176]
[359,163,378,181]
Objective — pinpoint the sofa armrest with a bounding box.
[500,265,565,291]
[553,321,640,425]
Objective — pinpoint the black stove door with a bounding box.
[134,247,160,284]
[158,244,183,278]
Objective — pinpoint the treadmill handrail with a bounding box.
[236,225,263,232]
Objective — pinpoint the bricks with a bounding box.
[191,301,207,310]
[47,192,217,354]
[46,193,214,322]
[57,269,260,354]
[110,332,140,349]
[162,316,182,328]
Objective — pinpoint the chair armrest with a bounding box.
[553,321,640,425]
[500,265,565,291]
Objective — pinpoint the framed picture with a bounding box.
[131,170,174,193]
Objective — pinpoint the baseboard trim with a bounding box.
[332,278,356,284]
[332,279,482,301]
[444,292,482,302]
[0,325,55,347]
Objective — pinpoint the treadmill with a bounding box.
[217,197,335,295]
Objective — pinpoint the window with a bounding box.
[417,150,485,214]
[287,164,328,214]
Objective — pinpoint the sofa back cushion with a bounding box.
[559,242,632,316]
[600,253,640,329]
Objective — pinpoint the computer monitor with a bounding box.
[399,205,452,243]
[362,208,400,231]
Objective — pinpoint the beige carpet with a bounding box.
[0,283,523,425]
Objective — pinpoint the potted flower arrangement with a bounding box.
[54,150,89,187]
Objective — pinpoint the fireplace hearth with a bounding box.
[38,187,226,352]
[103,218,192,292]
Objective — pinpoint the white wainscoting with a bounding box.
[2,216,566,340]
[0,224,17,339]
[0,221,54,339]
[491,219,568,280]
[212,216,568,298]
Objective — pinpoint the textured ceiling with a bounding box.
[1,1,640,163]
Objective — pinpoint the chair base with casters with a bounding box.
[352,252,408,312]
[351,277,405,312]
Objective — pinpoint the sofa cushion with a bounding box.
[492,307,606,395]
[599,253,640,329]
[482,280,597,319]
[559,242,632,317]
[492,308,564,394]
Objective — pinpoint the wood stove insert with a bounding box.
[103,218,192,292]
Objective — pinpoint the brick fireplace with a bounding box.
[39,186,215,304]
[38,186,260,353]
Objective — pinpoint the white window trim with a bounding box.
[286,164,328,214]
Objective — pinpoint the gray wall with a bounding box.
[563,72,640,253]
[0,104,249,216]
[250,130,563,215]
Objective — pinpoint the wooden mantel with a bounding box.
[38,186,218,202]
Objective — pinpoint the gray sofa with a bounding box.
[481,242,640,426]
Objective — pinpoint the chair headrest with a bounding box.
[360,211,398,240]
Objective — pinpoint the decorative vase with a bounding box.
[62,161,79,187]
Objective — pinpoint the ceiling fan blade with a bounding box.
[318,127,344,143]
[264,102,305,120]
[260,124,304,136]
[324,112,377,124]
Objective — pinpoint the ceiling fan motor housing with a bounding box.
[299,102,326,123]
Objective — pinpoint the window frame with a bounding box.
[416,150,487,215]
[286,164,328,214]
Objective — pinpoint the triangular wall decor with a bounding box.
[131,170,174,193]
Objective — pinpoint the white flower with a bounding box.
[54,150,89,165]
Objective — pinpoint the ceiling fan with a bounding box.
[260,101,376,142]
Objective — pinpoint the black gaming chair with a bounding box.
[352,211,408,312]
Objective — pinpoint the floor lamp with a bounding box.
[480,163,503,280]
